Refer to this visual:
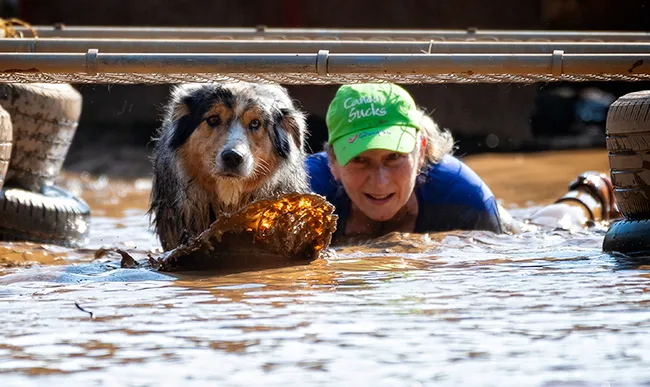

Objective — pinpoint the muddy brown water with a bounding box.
[2,149,649,387]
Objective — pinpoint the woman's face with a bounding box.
[330,142,425,222]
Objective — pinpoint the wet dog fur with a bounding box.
[149,82,309,251]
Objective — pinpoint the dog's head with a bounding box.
[163,82,306,194]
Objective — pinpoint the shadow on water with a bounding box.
[609,253,650,271]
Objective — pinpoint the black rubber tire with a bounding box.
[0,105,11,191]
[0,83,82,192]
[603,218,650,257]
[605,90,650,219]
[0,185,90,247]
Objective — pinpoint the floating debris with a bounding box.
[74,302,94,319]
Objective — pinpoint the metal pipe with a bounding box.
[14,25,650,42]
[0,53,88,72]
[0,52,648,76]
[0,53,317,74]
[97,53,317,73]
[3,38,650,54]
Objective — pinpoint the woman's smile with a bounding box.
[364,192,396,204]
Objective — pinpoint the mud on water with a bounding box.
[4,149,650,387]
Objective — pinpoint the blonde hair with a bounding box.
[324,108,455,166]
[415,108,455,164]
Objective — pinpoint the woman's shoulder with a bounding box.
[426,154,479,180]
[305,152,338,197]
[419,154,496,207]
[417,154,503,233]
[305,151,331,178]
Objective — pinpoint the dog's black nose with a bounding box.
[221,150,244,169]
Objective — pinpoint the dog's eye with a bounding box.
[205,115,220,127]
[248,119,261,131]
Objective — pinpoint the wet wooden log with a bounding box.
[147,193,338,272]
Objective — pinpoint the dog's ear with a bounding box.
[271,118,291,159]
[270,107,306,158]
[168,93,201,150]
[165,85,221,150]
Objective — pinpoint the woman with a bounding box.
[305,83,618,242]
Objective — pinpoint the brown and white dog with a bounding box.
[149,82,309,251]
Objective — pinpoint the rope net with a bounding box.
[0,72,648,84]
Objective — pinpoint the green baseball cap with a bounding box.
[326,83,421,166]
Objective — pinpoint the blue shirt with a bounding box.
[306,152,503,239]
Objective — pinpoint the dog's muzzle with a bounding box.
[221,149,244,170]
[219,148,253,177]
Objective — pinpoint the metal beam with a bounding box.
[13,25,650,42]
[1,38,650,54]
[0,52,647,76]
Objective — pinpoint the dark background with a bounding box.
[3,0,649,177]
